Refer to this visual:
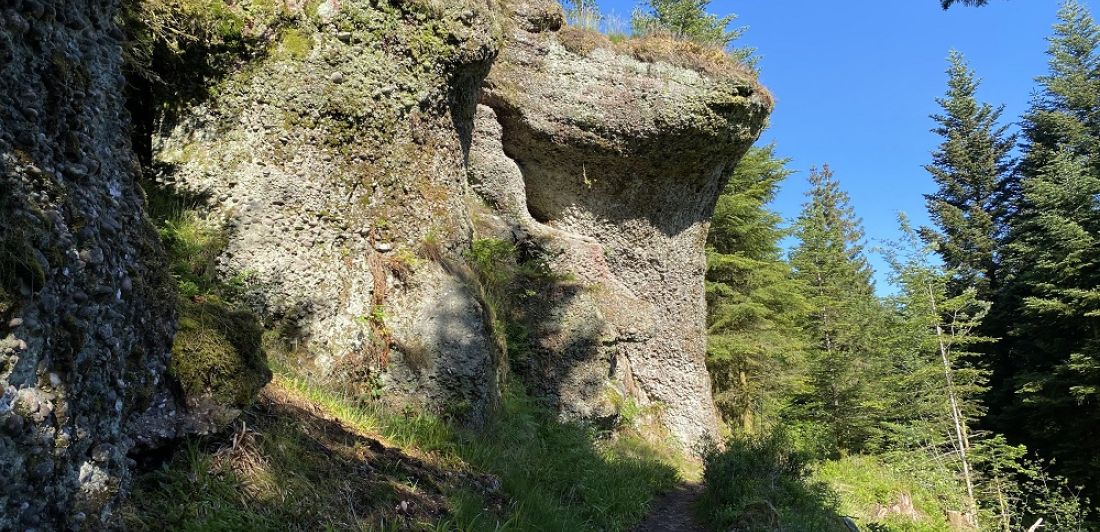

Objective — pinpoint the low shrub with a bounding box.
[700,431,845,531]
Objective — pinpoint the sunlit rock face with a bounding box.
[0,0,182,527]
[472,0,772,450]
[150,0,505,423]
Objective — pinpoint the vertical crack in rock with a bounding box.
[473,0,772,449]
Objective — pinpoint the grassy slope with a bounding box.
[123,364,681,531]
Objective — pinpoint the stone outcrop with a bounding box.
[151,0,770,448]
[151,0,505,422]
[0,0,771,523]
[471,2,771,448]
[0,1,183,527]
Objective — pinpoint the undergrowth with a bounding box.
[701,430,992,531]
[700,432,845,531]
[125,360,680,530]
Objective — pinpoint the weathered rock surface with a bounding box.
[150,0,769,447]
[0,0,183,527]
[0,0,769,525]
[152,0,504,422]
[471,0,771,448]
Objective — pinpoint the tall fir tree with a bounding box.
[922,51,1017,299]
[789,166,886,453]
[996,0,1100,500]
[1000,150,1100,496]
[1020,0,1100,174]
[706,145,808,435]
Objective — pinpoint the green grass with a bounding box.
[124,355,681,530]
[699,432,972,532]
[276,364,680,530]
[812,454,963,532]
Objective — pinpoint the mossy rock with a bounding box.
[171,299,271,409]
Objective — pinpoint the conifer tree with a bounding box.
[706,146,808,434]
[996,0,1100,499]
[631,0,743,48]
[922,51,1017,298]
[789,166,885,453]
[1000,150,1100,494]
[885,217,993,526]
[1021,0,1100,174]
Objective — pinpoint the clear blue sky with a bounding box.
[594,0,1099,290]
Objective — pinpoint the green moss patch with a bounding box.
[276,28,312,60]
[171,299,271,408]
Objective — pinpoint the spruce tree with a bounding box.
[1000,150,1100,495]
[922,51,1017,299]
[996,0,1100,499]
[1020,0,1100,174]
[631,0,743,48]
[884,217,993,526]
[789,166,885,453]
[706,146,808,434]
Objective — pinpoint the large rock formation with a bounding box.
[0,0,771,522]
[0,0,183,527]
[151,0,506,422]
[152,0,770,448]
[471,2,771,448]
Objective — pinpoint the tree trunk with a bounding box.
[928,283,978,526]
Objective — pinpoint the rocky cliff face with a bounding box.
[151,0,506,422]
[1,0,769,523]
[0,0,182,527]
[472,2,771,447]
[152,0,769,447]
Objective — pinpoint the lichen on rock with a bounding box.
[0,0,183,527]
[150,0,506,421]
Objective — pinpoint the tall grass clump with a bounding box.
[562,0,602,31]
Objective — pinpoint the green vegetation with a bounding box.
[563,0,602,31]
[990,0,1100,500]
[631,0,743,48]
[705,145,807,435]
[126,361,680,530]
[788,165,886,454]
[557,0,756,66]
[171,299,270,408]
[813,455,961,531]
[119,0,300,98]
[700,432,844,531]
[701,3,1100,529]
[921,50,1016,300]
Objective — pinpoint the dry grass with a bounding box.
[553,26,772,108]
